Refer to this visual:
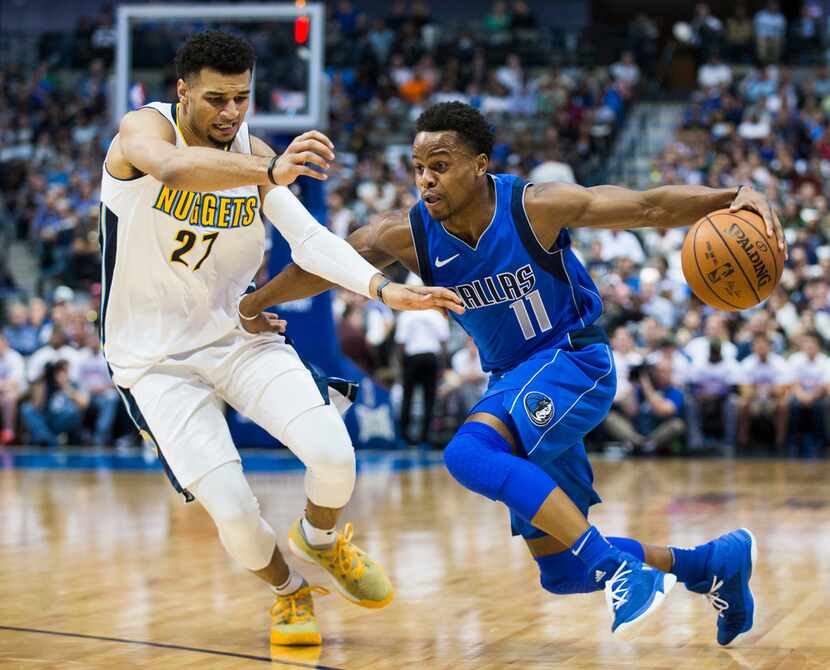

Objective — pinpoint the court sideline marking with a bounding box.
[0,625,343,669]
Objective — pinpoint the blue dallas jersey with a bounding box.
[409,173,603,373]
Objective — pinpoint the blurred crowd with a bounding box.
[677,1,826,66]
[0,2,828,454]
[604,4,830,457]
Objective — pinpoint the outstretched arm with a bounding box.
[242,210,404,312]
[239,209,464,333]
[113,107,334,191]
[524,182,785,253]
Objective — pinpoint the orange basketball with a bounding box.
[681,208,784,311]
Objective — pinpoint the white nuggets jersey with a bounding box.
[100,102,265,387]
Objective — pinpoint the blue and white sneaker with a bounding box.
[689,528,757,646]
[605,555,677,636]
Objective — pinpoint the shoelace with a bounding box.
[607,561,632,611]
[322,522,366,581]
[272,585,330,624]
[705,575,729,617]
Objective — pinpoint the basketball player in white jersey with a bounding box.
[100,31,463,646]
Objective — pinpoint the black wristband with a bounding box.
[375,278,393,304]
[267,155,279,186]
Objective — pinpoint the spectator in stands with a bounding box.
[27,327,80,385]
[394,279,450,445]
[698,53,733,89]
[786,331,830,456]
[28,297,52,347]
[725,4,754,63]
[76,328,119,446]
[610,325,643,413]
[692,3,724,62]
[399,66,432,104]
[337,301,379,376]
[439,337,488,428]
[483,1,511,46]
[686,313,737,364]
[496,53,524,97]
[735,332,790,452]
[754,1,787,65]
[790,5,821,65]
[69,205,101,289]
[628,14,659,76]
[638,280,675,329]
[610,51,640,89]
[605,357,686,454]
[686,339,740,452]
[646,335,692,387]
[367,19,395,64]
[3,302,39,357]
[596,228,646,264]
[20,359,88,447]
[0,333,25,445]
[510,0,538,45]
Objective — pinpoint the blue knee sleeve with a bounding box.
[536,551,598,595]
[608,536,645,561]
[444,422,557,521]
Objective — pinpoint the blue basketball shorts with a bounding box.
[469,335,616,539]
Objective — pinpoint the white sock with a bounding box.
[273,569,304,596]
[301,516,336,547]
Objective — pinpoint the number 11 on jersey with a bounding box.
[509,289,552,340]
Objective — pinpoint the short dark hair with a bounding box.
[415,102,495,158]
[175,31,255,81]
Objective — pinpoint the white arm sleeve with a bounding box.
[262,186,380,298]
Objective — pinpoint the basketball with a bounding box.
[681,208,784,311]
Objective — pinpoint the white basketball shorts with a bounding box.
[113,329,329,490]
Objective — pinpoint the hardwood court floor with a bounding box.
[0,454,828,669]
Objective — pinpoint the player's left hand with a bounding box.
[380,283,465,315]
[729,186,787,258]
[272,130,335,185]
[238,304,287,335]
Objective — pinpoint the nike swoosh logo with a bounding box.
[435,253,460,268]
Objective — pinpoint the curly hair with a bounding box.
[415,102,495,158]
[175,31,255,80]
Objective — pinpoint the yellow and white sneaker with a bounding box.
[288,519,394,609]
[270,581,329,646]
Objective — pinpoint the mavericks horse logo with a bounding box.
[524,391,554,427]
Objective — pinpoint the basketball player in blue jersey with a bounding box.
[240,102,785,643]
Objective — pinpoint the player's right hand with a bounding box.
[379,283,465,315]
[271,131,335,185]
[238,306,287,335]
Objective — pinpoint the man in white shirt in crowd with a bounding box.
[646,335,692,387]
[610,51,640,88]
[735,333,790,452]
[686,338,741,452]
[440,336,489,420]
[26,327,81,385]
[0,333,26,445]
[786,331,830,455]
[596,229,646,265]
[394,277,451,445]
[75,327,120,446]
[685,313,737,366]
[611,325,644,408]
[698,53,733,89]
